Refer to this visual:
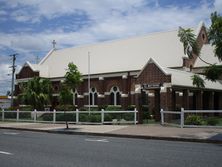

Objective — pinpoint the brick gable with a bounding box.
[137,62,171,84]
[16,66,39,79]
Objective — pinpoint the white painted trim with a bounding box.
[77,95,84,98]
[99,77,104,80]
[135,84,141,93]
[98,94,105,98]
[121,94,128,97]
[122,75,127,79]
[83,93,89,96]
[84,105,98,107]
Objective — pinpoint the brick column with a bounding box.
[154,89,161,121]
[160,88,173,111]
[183,89,189,109]
[196,90,203,110]
[160,88,174,122]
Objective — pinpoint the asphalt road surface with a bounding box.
[0,129,221,167]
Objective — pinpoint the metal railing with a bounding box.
[160,108,222,128]
[0,109,138,125]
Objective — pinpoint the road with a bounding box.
[0,129,221,167]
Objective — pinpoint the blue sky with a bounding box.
[0,0,221,95]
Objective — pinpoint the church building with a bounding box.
[15,22,222,123]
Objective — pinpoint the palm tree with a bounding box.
[178,28,206,88]
[191,75,205,88]
[178,27,200,59]
[19,77,52,110]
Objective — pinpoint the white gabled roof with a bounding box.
[39,29,188,78]
[164,68,222,90]
[194,44,222,67]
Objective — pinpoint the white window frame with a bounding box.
[90,87,98,106]
[110,86,120,106]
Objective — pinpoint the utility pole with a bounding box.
[88,51,91,113]
[9,53,18,107]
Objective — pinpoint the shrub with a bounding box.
[206,117,219,126]
[79,113,100,122]
[40,113,53,121]
[55,105,75,111]
[4,112,16,119]
[40,112,76,121]
[126,105,136,111]
[185,115,204,125]
[19,105,34,111]
[19,112,31,119]
[88,114,101,122]
[106,106,122,111]
[79,107,99,111]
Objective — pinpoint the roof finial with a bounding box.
[52,40,56,49]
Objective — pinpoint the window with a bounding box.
[110,86,121,106]
[72,89,78,106]
[202,33,205,40]
[90,87,98,105]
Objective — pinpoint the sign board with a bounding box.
[141,83,161,90]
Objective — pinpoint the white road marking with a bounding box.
[0,151,13,155]
[3,132,19,135]
[85,138,109,143]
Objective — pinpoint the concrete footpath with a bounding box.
[0,122,222,143]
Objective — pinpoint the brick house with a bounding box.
[15,22,222,123]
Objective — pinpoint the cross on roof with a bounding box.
[52,40,56,49]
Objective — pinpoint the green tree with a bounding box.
[205,12,222,81]
[18,77,52,110]
[208,12,222,61]
[59,62,82,128]
[64,62,82,91]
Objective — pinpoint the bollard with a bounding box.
[101,109,104,124]
[34,109,37,122]
[76,109,79,124]
[134,108,137,125]
[181,108,184,128]
[2,109,4,121]
[16,109,19,122]
[53,109,56,124]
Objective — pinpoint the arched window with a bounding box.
[110,86,121,106]
[72,89,78,106]
[90,87,98,106]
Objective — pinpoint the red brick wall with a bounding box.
[16,66,39,79]
[137,63,171,84]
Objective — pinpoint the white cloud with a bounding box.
[214,0,222,12]
[0,0,220,95]
[0,63,11,94]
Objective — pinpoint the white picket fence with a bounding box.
[0,109,138,125]
[160,108,222,128]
